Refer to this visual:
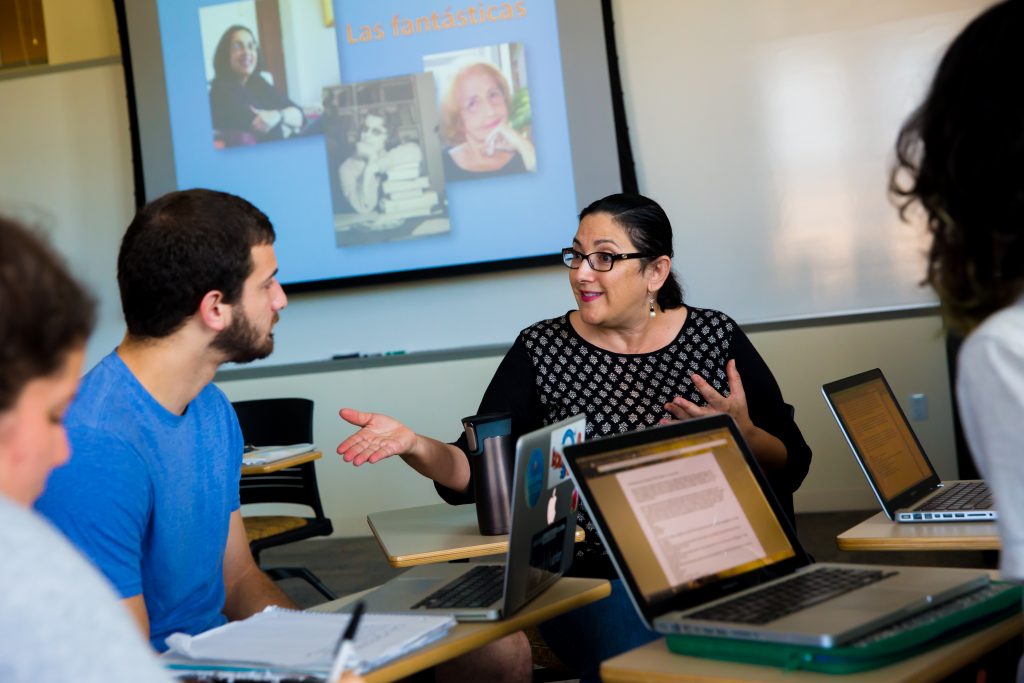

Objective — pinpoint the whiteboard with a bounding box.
[613,0,985,325]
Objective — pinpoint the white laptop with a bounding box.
[346,415,585,621]
[563,414,988,647]
[822,369,995,523]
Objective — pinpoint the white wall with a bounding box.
[0,63,132,360]
[0,1,968,537]
[612,0,984,324]
[280,0,340,106]
[749,315,957,512]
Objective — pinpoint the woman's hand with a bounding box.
[281,106,303,128]
[336,408,472,489]
[250,107,283,133]
[664,359,787,470]
[664,359,754,434]
[337,408,417,466]
[485,124,537,171]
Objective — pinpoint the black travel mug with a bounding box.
[462,412,514,535]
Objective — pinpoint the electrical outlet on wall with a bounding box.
[909,393,928,421]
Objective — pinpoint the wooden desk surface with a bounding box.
[241,449,321,475]
[312,577,610,682]
[367,502,585,568]
[836,511,1000,552]
[600,612,1023,683]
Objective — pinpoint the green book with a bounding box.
[665,582,1022,674]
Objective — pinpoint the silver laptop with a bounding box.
[348,415,585,621]
[563,414,988,647]
[822,369,995,523]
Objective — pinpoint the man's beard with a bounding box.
[213,309,277,364]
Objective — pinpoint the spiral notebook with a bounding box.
[241,443,316,466]
[161,606,455,678]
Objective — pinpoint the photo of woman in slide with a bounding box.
[427,44,536,181]
[322,74,451,247]
[208,25,304,146]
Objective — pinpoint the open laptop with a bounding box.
[822,368,995,523]
[563,414,988,647]
[347,415,585,621]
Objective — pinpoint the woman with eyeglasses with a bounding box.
[336,192,810,680]
[338,110,424,215]
[208,25,304,147]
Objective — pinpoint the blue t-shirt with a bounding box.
[35,350,243,651]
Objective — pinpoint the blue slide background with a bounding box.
[155,0,577,286]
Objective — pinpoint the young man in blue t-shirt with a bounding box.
[34,188,527,680]
[35,189,295,651]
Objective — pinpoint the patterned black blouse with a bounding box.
[438,307,812,578]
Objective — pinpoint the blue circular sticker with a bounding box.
[525,446,545,508]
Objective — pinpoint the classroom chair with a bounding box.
[233,398,337,600]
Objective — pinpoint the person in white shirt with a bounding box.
[889,1,1024,679]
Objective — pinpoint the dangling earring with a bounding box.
[649,294,656,318]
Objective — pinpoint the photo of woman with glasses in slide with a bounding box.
[334,193,811,680]
[434,54,536,181]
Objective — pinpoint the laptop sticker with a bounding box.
[548,417,585,489]
[525,447,545,507]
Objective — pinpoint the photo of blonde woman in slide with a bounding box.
[425,43,536,182]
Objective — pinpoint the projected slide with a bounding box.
[143,0,599,287]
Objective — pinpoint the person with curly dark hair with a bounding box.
[891,3,1024,672]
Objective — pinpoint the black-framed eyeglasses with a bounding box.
[561,248,648,272]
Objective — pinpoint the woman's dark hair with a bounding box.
[889,0,1024,334]
[578,193,685,310]
[353,108,401,151]
[117,189,275,340]
[0,217,95,411]
[212,25,262,83]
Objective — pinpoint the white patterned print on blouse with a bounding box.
[520,307,735,557]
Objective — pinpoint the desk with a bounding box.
[600,612,1023,683]
[836,511,1000,552]
[367,502,585,568]
[312,577,610,682]
[241,449,321,475]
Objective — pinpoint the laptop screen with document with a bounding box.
[566,415,808,623]
[822,369,941,514]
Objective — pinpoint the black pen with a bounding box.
[328,600,365,681]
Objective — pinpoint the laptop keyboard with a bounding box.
[412,565,505,609]
[919,481,992,511]
[688,567,897,625]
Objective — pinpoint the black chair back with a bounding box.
[233,398,328,519]
[233,397,314,446]
[231,397,336,600]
